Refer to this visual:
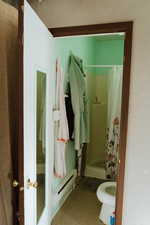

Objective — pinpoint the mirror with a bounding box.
[36,71,46,223]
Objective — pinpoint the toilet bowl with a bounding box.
[97,182,116,225]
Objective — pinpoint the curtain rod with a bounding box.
[86,65,123,68]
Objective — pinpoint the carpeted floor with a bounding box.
[52,178,104,225]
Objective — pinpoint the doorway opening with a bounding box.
[51,33,124,225]
[48,26,131,225]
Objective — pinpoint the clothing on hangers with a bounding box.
[68,53,89,150]
[54,59,69,178]
[65,84,74,140]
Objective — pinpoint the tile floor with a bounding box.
[52,178,104,225]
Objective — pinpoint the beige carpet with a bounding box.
[52,179,104,225]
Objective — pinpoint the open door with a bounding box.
[17,1,55,225]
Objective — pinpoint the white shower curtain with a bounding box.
[105,67,123,179]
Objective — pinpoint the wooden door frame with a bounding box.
[17,0,24,225]
[49,21,133,225]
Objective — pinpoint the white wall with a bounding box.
[30,1,150,225]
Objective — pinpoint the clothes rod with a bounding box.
[86,65,123,68]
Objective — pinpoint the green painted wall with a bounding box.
[55,36,95,74]
[93,38,124,75]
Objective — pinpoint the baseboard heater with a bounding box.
[58,174,74,194]
[52,169,77,219]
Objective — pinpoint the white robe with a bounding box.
[54,59,69,178]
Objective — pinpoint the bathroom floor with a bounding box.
[52,178,104,225]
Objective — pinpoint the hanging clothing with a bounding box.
[65,84,74,140]
[105,67,123,179]
[54,59,69,178]
[67,54,89,176]
[67,54,89,151]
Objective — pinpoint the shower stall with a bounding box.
[85,67,123,180]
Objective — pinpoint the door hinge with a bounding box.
[22,32,24,46]
[12,180,24,192]
[16,212,24,222]
[21,5,24,12]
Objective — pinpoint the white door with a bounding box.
[24,1,55,225]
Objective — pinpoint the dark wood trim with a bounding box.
[7,11,19,225]
[49,21,133,225]
[115,23,133,225]
[50,21,132,37]
[18,0,24,225]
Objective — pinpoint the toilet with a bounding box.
[97,182,116,225]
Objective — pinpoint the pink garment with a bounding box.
[54,59,69,178]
